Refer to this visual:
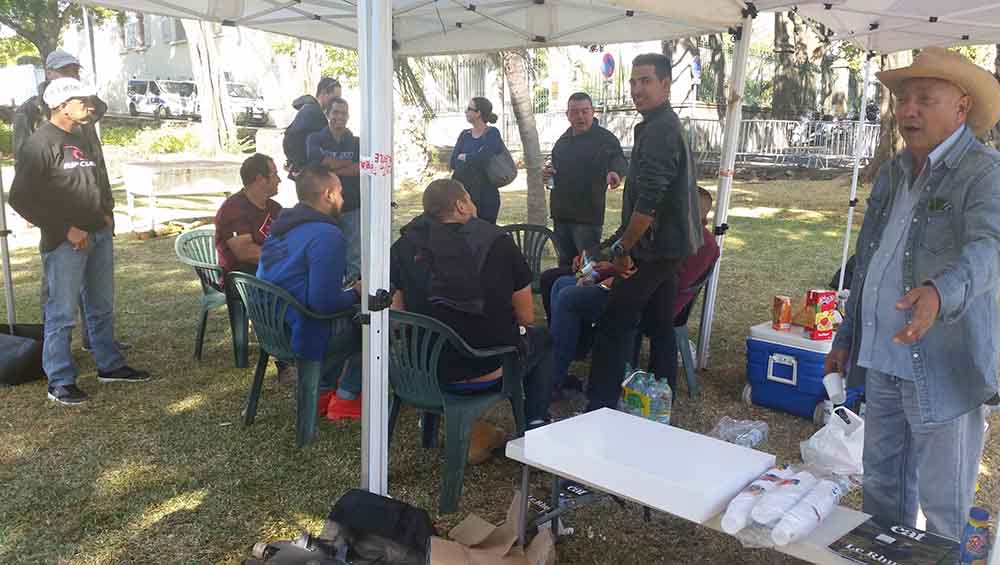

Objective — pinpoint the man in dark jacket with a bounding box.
[282,77,341,177]
[257,163,362,419]
[10,78,150,405]
[306,97,361,279]
[585,53,703,411]
[542,92,627,266]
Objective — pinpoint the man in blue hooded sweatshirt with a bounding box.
[257,163,363,419]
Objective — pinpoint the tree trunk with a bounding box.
[708,34,726,120]
[182,19,236,155]
[772,13,799,117]
[502,50,547,225]
[993,45,1000,148]
[792,13,816,113]
[863,51,911,181]
[294,39,323,98]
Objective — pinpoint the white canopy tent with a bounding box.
[80,0,997,498]
[74,0,792,496]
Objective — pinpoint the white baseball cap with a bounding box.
[43,77,97,109]
[45,49,81,71]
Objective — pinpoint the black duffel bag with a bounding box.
[0,323,44,386]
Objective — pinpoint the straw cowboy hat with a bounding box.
[877,47,1000,137]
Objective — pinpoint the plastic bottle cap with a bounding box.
[969,507,990,522]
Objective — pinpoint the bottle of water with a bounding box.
[544,157,555,190]
[653,376,672,425]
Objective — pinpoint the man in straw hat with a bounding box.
[826,47,1000,540]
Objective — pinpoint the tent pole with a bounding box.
[0,166,15,329]
[82,4,101,139]
[837,54,873,292]
[697,9,755,370]
[358,0,392,496]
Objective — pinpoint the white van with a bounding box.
[127,79,198,119]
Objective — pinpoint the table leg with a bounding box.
[550,474,561,541]
[519,465,530,547]
[126,191,135,231]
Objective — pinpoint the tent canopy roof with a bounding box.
[82,0,771,56]
[794,0,1000,54]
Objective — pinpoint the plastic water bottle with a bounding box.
[960,507,992,564]
[544,157,555,190]
[710,417,769,448]
[653,376,672,425]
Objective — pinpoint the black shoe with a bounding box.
[98,365,151,383]
[83,340,131,353]
[47,384,90,405]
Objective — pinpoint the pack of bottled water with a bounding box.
[618,365,672,425]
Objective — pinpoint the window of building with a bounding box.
[122,12,146,50]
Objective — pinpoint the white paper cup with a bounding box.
[823,372,846,405]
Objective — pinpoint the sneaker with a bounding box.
[326,395,362,421]
[82,340,131,352]
[317,390,336,417]
[47,384,89,405]
[98,365,151,383]
[277,364,298,385]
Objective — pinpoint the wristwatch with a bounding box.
[610,239,627,258]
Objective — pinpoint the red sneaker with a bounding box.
[317,391,335,417]
[326,395,362,421]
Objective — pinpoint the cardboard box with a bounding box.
[522,409,776,524]
[427,491,556,565]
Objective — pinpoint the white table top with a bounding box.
[506,411,871,565]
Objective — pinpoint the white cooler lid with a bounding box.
[748,322,835,354]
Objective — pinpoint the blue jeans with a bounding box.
[863,370,986,540]
[322,321,362,399]
[552,221,603,267]
[549,276,608,390]
[338,208,361,281]
[41,226,125,387]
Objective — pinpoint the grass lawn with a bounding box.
[1,176,997,564]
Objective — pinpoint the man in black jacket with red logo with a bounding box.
[10,78,149,405]
[585,53,703,411]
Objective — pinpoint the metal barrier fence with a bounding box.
[504,113,880,169]
[682,118,881,168]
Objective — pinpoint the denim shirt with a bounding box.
[857,126,966,379]
[835,125,1000,423]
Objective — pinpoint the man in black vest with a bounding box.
[390,179,554,461]
[585,53,703,411]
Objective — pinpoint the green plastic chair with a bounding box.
[499,224,559,294]
[174,226,250,368]
[228,272,358,448]
[386,310,526,513]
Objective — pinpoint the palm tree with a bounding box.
[501,50,547,225]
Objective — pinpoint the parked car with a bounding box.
[127,78,198,119]
[226,82,270,126]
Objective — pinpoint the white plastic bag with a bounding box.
[800,406,864,476]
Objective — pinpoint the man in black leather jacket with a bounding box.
[585,53,703,411]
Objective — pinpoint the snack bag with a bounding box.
[805,289,837,340]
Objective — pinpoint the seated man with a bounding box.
[257,164,363,419]
[549,186,719,394]
[390,179,554,461]
[215,153,283,277]
[214,153,293,380]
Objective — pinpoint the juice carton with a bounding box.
[805,289,837,340]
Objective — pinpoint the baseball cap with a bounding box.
[43,77,97,109]
[45,49,82,71]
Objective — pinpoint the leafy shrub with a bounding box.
[135,128,199,154]
[101,125,143,147]
[0,122,11,158]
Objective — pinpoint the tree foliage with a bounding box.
[0,33,36,66]
[0,1,113,60]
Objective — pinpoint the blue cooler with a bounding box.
[745,322,863,421]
